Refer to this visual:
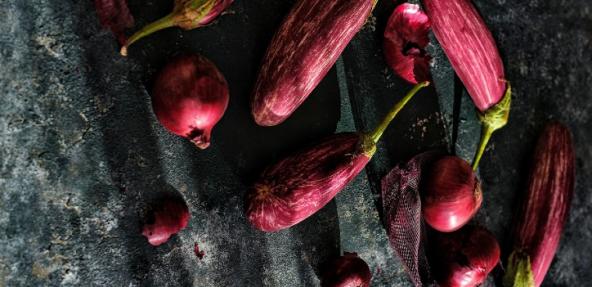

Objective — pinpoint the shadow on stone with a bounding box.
[292,200,341,284]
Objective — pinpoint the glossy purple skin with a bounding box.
[423,0,505,111]
[246,133,371,232]
[512,122,575,287]
[152,54,229,149]
[251,0,374,126]
[321,252,372,287]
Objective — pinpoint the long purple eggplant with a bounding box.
[246,82,429,232]
[504,122,575,287]
[251,0,376,126]
[422,0,511,170]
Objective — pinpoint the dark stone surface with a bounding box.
[0,0,590,286]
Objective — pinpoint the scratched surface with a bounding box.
[0,0,591,286]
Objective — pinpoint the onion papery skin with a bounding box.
[152,54,229,149]
[320,252,372,287]
[142,197,190,246]
[383,3,431,84]
[429,225,501,287]
[422,156,482,232]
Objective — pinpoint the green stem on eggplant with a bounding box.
[364,81,430,156]
[471,82,512,170]
[503,250,535,287]
[120,13,175,56]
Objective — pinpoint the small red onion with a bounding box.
[429,225,500,287]
[383,3,431,84]
[320,252,372,287]
[142,197,190,246]
[193,242,206,260]
[152,54,229,149]
[421,156,482,232]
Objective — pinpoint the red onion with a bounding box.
[152,54,229,149]
[429,225,500,287]
[320,252,372,287]
[422,156,482,232]
[194,242,206,260]
[142,197,190,246]
[383,3,431,84]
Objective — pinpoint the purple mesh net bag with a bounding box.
[381,152,440,287]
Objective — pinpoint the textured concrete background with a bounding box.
[0,0,590,286]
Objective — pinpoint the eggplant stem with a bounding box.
[120,13,175,56]
[371,0,378,11]
[471,83,512,170]
[503,250,535,287]
[370,81,430,144]
[472,123,494,170]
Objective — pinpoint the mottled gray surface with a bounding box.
[0,0,590,286]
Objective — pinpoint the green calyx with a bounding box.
[360,134,377,157]
[471,82,512,170]
[178,0,218,29]
[503,250,535,287]
[363,81,430,157]
[120,0,217,56]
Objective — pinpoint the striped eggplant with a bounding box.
[246,82,429,232]
[251,0,376,126]
[503,122,575,287]
[120,0,233,56]
[422,0,511,170]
